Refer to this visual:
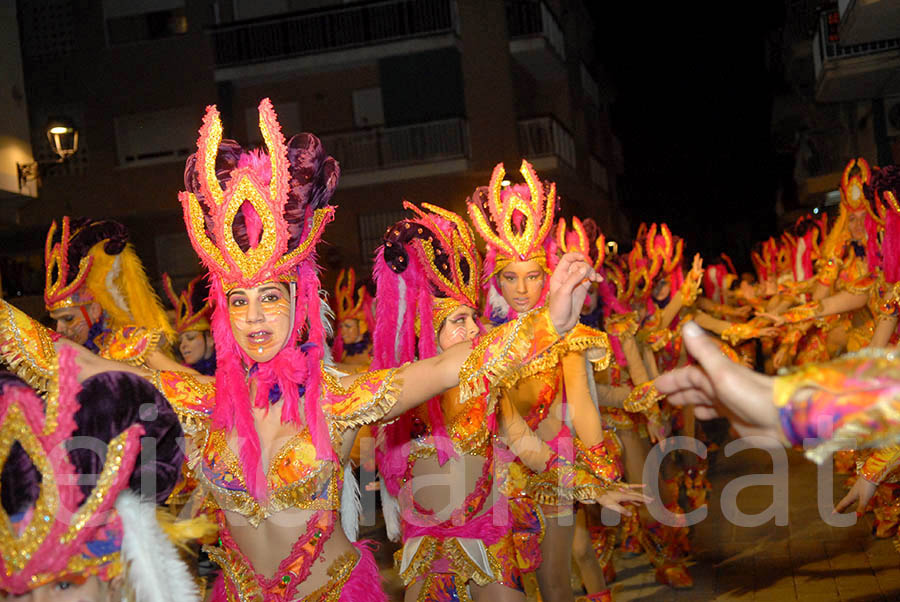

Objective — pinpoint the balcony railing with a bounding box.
[505,0,565,60]
[813,9,900,80]
[517,117,575,168]
[321,118,468,173]
[580,63,600,107]
[590,156,608,192]
[213,0,457,67]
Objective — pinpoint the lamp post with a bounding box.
[17,118,79,191]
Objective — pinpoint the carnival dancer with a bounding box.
[0,347,209,601]
[0,99,604,601]
[467,161,645,601]
[43,216,182,371]
[163,272,217,375]
[331,267,373,370]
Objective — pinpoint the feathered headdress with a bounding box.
[331,267,371,359]
[645,223,685,294]
[180,98,340,499]
[863,164,900,284]
[555,216,605,271]
[0,350,201,599]
[371,201,483,484]
[162,273,211,335]
[822,158,872,259]
[467,160,558,322]
[43,217,174,342]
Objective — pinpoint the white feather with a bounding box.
[394,277,406,362]
[341,462,361,542]
[381,487,402,543]
[115,491,200,602]
[106,254,129,315]
[486,282,510,320]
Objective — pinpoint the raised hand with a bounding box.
[655,321,784,442]
[548,252,602,334]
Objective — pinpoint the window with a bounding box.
[104,0,187,45]
[245,102,301,145]
[114,107,196,166]
[358,209,408,266]
[352,88,384,128]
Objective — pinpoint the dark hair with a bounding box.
[1,371,184,515]
[381,218,470,298]
[49,218,129,287]
[864,165,900,211]
[184,133,339,255]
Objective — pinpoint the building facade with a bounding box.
[9,0,624,300]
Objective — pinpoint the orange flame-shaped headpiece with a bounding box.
[555,216,605,271]
[841,157,871,213]
[332,267,370,333]
[467,160,556,280]
[162,273,211,335]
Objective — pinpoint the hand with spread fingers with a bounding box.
[655,321,784,443]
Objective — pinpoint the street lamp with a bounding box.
[17,117,79,191]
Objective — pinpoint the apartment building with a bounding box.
[774,0,900,222]
[8,0,624,298]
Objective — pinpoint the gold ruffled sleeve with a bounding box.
[459,308,610,402]
[150,370,215,437]
[99,326,165,366]
[322,365,403,431]
[0,299,60,394]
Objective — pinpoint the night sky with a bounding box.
[592,1,787,271]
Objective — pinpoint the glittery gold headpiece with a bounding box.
[180,98,337,289]
[645,223,683,282]
[162,273,211,334]
[44,217,94,311]
[404,201,482,330]
[840,157,871,213]
[555,216,605,271]
[332,267,370,334]
[0,351,143,593]
[467,160,556,280]
[43,217,174,340]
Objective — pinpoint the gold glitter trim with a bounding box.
[0,300,58,395]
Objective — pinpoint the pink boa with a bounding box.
[208,260,332,502]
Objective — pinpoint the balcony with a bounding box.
[580,63,601,107]
[320,118,469,187]
[837,0,900,45]
[517,117,575,171]
[813,10,900,102]
[506,1,566,81]
[212,0,459,81]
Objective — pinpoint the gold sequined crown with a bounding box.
[180,98,336,289]
[332,267,370,329]
[403,201,482,315]
[555,216,605,270]
[162,273,211,334]
[645,223,683,282]
[44,217,93,310]
[467,160,556,279]
[841,157,871,213]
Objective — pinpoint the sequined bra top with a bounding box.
[155,366,401,527]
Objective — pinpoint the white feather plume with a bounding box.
[115,491,200,602]
[381,487,402,543]
[486,282,511,320]
[341,462,361,542]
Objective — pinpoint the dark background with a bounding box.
[591,1,788,272]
